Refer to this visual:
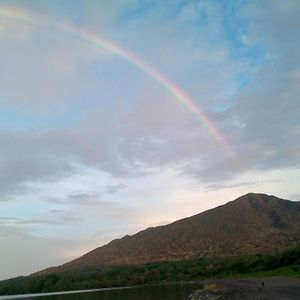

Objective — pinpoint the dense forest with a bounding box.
[0,246,299,296]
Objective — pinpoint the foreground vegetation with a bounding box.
[0,246,299,296]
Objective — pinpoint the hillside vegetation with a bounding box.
[39,193,300,275]
[0,246,299,295]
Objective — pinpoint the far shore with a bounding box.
[1,277,300,300]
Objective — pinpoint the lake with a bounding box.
[0,283,201,300]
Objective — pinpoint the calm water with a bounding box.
[0,283,201,300]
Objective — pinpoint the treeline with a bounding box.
[0,246,299,296]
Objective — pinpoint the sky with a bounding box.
[0,0,299,280]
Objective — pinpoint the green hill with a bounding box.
[37,193,300,275]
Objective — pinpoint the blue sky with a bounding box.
[0,0,300,279]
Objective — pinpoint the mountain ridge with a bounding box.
[35,193,300,275]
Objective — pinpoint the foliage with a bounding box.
[0,246,299,296]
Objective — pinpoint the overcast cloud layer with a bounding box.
[0,0,299,279]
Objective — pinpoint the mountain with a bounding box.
[37,193,300,275]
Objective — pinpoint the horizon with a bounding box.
[0,0,300,280]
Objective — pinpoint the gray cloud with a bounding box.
[105,184,127,194]
[0,215,82,226]
[47,192,107,207]
[0,129,75,199]
[0,224,92,279]
[287,194,300,201]
[206,179,281,192]
[0,1,247,197]
[0,0,299,202]
[229,0,300,171]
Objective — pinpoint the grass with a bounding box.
[228,265,300,279]
[203,283,223,293]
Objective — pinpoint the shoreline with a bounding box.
[189,277,300,300]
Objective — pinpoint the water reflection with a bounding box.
[3,283,200,300]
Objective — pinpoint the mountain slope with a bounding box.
[38,193,300,274]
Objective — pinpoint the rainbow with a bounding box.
[0,6,239,162]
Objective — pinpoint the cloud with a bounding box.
[206,179,281,192]
[119,1,244,108]
[0,108,128,199]
[105,184,127,194]
[47,191,112,207]
[0,20,106,111]
[1,0,299,200]
[0,224,96,279]
[0,0,298,200]
[0,215,82,226]
[228,0,300,172]
[288,194,300,201]
[0,129,75,199]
